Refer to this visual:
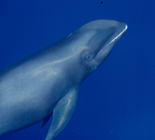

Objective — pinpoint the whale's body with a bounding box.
[0,20,127,140]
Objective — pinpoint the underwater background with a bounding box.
[0,0,155,140]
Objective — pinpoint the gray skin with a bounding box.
[0,20,127,140]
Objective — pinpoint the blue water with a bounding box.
[0,0,155,140]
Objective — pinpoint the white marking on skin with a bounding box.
[109,25,128,44]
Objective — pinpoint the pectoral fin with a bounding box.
[45,88,78,140]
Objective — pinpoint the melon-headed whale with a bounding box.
[0,20,127,140]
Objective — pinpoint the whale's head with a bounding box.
[56,20,127,83]
[65,20,127,78]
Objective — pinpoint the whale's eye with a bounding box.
[80,49,98,70]
[81,49,94,64]
[84,53,93,61]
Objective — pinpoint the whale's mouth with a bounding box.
[93,21,128,65]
